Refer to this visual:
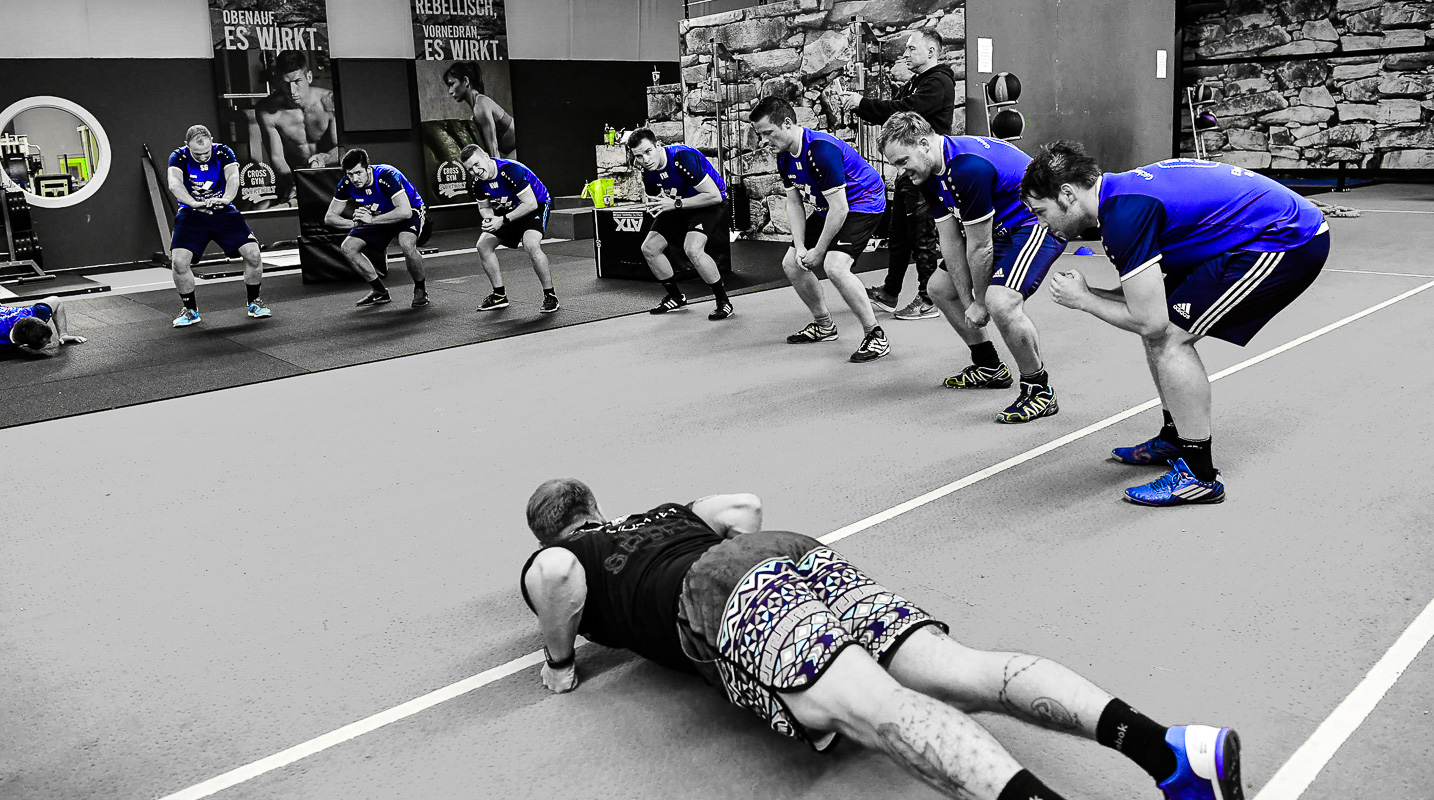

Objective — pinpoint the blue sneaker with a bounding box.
[1112,435,1181,465]
[246,300,272,319]
[1158,725,1243,800]
[1125,458,1224,506]
[172,308,201,328]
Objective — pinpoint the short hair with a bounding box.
[12,316,52,349]
[340,148,369,171]
[185,124,211,144]
[749,96,797,126]
[443,61,485,94]
[526,479,602,545]
[625,128,659,150]
[1020,140,1102,201]
[877,111,933,153]
[274,50,309,75]
[910,28,943,51]
[459,143,487,163]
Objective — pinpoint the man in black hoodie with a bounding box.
[840,29,957,321]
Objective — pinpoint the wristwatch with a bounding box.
[674,197,683,209]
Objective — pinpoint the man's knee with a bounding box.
[781,249,802,275]
[341,238,365,256]
[641,235,667,260]
[824,254,855,279]
[779,645,901,738]
[683,238,708,263]
[986,286,1024,321]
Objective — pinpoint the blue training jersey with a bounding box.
[642,145,727,201]
[778,129,886,216]
[1098,159,1327,282]
[169,144,238,211]
[0,302,52,348]
[334,164,425,215]
[468,159,551,213]
[922,135,1039,239]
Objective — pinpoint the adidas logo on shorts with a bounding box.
[1174,302,1192,318]
[992,268,1006,278]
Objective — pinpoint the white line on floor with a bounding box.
[1354,208,1434,214]
[156,278,1434,800]
[1253,597,1434,800]
[1327,268,1433,279]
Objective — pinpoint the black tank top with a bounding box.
[520,503,723,672]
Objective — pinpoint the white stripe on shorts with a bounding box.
[1190,250,1283,336]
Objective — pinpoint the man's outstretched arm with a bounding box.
[690,493,763,538]
[523,548,587,693]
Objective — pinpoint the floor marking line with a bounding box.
[156,278,1434,800]
[158,651,546,800]
[1253,596,1434,800]
[1351,208,1434,214]
[1327,268,1433,279]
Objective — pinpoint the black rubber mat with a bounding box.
[0,236,885,428]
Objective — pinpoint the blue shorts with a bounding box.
[991,223,1064,298]
[171,207,258,256]
[349,209,428,251]
[1166,224,1330,346]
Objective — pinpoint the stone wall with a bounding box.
[1180,0,1434,169]
[677,0,967,238]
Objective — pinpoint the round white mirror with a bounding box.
[0,96,112,209]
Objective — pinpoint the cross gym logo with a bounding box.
[239,162,278,204]
[436,161,468,199]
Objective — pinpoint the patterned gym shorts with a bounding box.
[676,531,944,750]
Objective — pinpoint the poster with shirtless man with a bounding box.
[210,0,336,212]
[412,0,514,206]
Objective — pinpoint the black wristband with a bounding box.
[544,647,574,670]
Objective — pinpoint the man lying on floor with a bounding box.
[520,479,1243,800]
[1,295,87,355]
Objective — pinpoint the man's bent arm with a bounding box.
[167,167,205,209]
[683,175,724,211]
[504,186,539,223]
[523,548,587,665]
[1078,265,1169,337]
[963,217,996,302]
[812,189,848,255]
[785,188,807,250]
[690,493,763,538]
[324,197,355,229]
[368,191,413,226]
[220,163,242,206]
[936,217,974,299]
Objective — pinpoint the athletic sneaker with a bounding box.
[996,383,1059,424]
[866,286,898,314]
[411,292,430,308]
[650,295,688,314]
[1158,725,1243,800]
[246,300,272,319]
[850,328,890,363]
[709,301,735,321]
[943,363,1013,389]
[356,290,391,307]
[540,294,561,314]
[477,292,510,311]
[172,308,201,327]
[1125,458,1225,507]
[786,321,838,344]
[893,297,939,320]
[1113,435,1182,465]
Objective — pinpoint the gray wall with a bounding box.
[967,0,1177,171]
[0,0,682,60]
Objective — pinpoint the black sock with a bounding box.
[245,283,261,303]
[1021,368,1049,388]
[1176,436,1216,481]
[970,340,1000,368]
[1096,699,1176,783]
[414,279,426,295]
[492,285,506,297]
[180,291,197,311]
[814,313,834,329]
[1159,409,1179,443]
[707,277,729,304]
[544,287,557,298]
[368,279,387,294]
[997,769,1067,800]
[865,323,884,336]
[660,278,682,300]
